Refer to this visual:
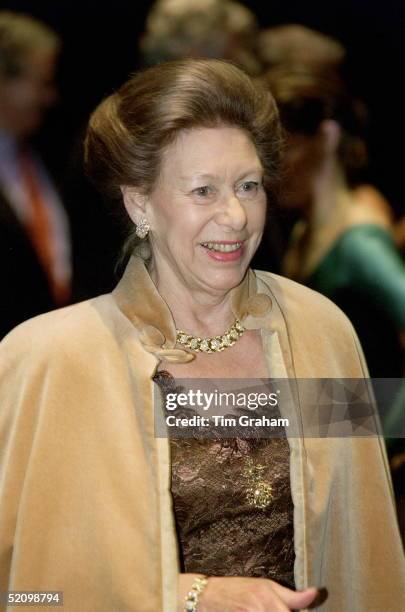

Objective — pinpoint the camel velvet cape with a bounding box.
[0,254,404,611]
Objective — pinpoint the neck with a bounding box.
[307,157,352,231]
[149,257,238,338]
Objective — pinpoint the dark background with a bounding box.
[2,0,405,215]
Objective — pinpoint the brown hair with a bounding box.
[0,11,60,77]
[260,67,368,181]
[85,58,282,200]
[257,25,345,73]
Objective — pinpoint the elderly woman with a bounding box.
[0,59,403,612]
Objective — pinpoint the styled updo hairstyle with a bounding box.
[260,67,369,184]
[84,58,282,258]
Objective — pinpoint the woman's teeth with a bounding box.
[201,242,242,252]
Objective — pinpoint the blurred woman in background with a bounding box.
[261,66,405,380]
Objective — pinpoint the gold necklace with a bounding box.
[176,318,245,353]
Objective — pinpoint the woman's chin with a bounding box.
[195,261,250,294]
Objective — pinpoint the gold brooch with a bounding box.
[176,319,245,353]
[243,457,273,509]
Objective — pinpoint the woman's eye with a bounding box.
[238,181,259,195]
[192,186,212,197]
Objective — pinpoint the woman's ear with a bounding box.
[320,119,342,156]
[120,185,147,225]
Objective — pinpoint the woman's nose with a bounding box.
[215,193,247,231]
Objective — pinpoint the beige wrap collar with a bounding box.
[112,254,273,364]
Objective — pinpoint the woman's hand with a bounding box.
[178,573,319,611]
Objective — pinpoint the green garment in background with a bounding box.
[306,223,405,439]
[307,224,405,329]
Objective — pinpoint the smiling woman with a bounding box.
[0,59,404,612]
[122,125,267,298]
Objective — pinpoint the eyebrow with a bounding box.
[179,173,218,181]
[180,168,264,181]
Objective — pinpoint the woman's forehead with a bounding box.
[160,126,262,178]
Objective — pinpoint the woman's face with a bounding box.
[0,50,58,138]
[143,126,267,296]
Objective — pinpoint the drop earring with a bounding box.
[135,217,150,239]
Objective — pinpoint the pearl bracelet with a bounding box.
[184,576,209,611]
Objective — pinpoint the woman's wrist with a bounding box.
[178,574,210,612]
[184,575,209,611]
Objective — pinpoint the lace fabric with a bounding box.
[154,371,295,588]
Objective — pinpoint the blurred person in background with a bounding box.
[140,0,262,76]
[257,24,405,260]
[0,11,71,339]
[257,24,346,75]
[260,55,405,381]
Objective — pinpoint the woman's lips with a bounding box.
[199,241,245,262]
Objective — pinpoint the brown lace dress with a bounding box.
[154,371,295,589]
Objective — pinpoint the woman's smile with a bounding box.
[199,240,245,261]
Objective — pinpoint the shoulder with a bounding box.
[254,268,351,326]
[0,294,132,371]
[252,269,369,377]
[336,225,403,274]
[339,223,395,246]
[352,184,393,229]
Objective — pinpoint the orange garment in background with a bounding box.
[19,148,70,304]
